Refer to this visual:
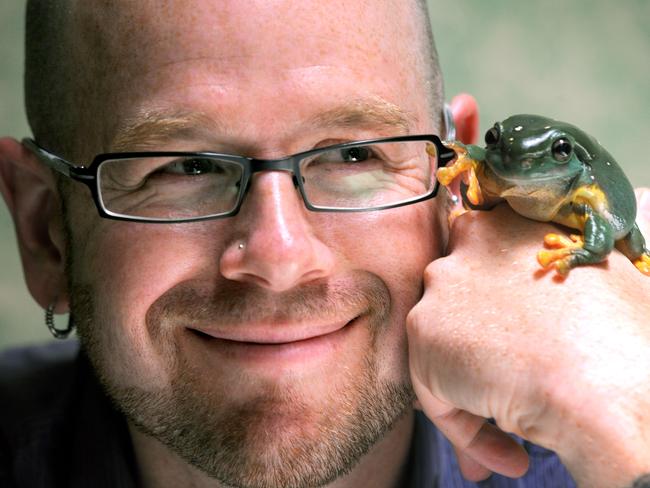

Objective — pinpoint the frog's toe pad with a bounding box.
[436,167,455,186]
[543,233,583,249]
[633,253,650,276]
[538,249,568,268]
[537,250,556,268]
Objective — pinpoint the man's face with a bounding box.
[64,1,444,486]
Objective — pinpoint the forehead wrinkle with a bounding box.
[110,110,223,152]
[308,98,416,135]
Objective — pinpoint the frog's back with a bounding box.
[565,122,637,237]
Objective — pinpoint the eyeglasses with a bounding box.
[23,135,454,223]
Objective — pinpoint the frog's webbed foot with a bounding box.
[537,234,585,276]
[633,253,650,276]
[436,143,484,206]
[536,212,615,276]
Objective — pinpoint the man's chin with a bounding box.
[114,360,414,488]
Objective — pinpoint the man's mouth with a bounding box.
[184,317,362,365]
[188,319,355,344]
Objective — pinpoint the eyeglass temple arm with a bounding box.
[22,138,81,179]
[443,103,456,142]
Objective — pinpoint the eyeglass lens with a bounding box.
[96,140,438,220]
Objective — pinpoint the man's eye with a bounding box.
[340,147,372,162]
[315,146,377,165]
[164,158,225,176]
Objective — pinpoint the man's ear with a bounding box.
[0,137,69,313]
[449,93,480,145]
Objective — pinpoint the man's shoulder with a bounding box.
[0,341,80,425]
[0,341,138,487]
[0,340,80,373]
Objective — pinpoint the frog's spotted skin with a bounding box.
[437,114,650,276]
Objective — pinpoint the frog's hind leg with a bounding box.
[537,212,615,276]
[615,223,650,276]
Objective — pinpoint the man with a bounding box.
[0,1,649,487]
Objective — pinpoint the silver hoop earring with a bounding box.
[45,303,75,339]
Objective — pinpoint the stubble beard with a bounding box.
[71,268,415,488]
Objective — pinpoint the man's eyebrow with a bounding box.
[308,98,416,134]
[110,98,416,152]
[110,110,222,152]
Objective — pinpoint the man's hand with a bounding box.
[408,188,650,486]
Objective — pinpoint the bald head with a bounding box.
[25,0,444,161]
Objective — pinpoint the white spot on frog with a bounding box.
[514,126,523,131]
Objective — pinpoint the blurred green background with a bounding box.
[1,1,648,350]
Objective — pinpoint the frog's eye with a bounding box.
[485,125,500,146]
[552,138,572,162]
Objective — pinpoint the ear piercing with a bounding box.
[45,301,75,339]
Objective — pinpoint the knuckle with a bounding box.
[422,255,454,286]
[405,304,421,333]
[422,261,439,285]
[406,302,430,341]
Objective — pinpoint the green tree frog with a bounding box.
[437,114,650,276]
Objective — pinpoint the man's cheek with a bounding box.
[70,223,213,375]
[79,220,211,293]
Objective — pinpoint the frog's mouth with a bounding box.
[499,179,570,205]
[496,173,553,183]
[493,170,580,185]
[501,185,556,198]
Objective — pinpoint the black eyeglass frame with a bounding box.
[23,135,455,223]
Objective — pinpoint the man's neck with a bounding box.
[130,409,415,488]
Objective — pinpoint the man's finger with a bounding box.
[434,410,529,479]
[453,446,493,482]
[414,381,530,479]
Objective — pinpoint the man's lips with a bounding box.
[187,319,355,345]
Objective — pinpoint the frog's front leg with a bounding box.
[537,209,615,276]
[436,143,484,206]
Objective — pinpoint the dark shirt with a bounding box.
[0,341,576,487]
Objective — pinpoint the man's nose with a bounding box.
[219,171,335,292]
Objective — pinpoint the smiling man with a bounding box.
[1,1,650,488]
